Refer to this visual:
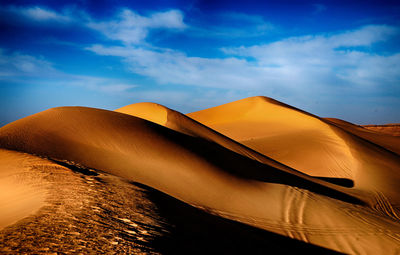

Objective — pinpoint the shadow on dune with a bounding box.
[314,177,354,188]
[157,126,362,205]
[0,106,362,207]
[132,182,343,255]
[48,160,344,254]
[51,159,99,176]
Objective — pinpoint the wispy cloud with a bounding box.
[56,75,137,94]
[0,4,188,48]
[20,6,71,22]
[87,25,400,92]
[87,44,267,89]
[87,9,187,45]
[0,48,136,93]
[0,5,79,23]
[0,49,55,78]
[222,25,399,86]
[223,25,398,57]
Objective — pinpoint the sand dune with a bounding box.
[326,118,400,155]
[363,124,400,136]
[0,150,47,229]
[116,102,360,196]
[0,98,400,254]
[188,96,400,204]
[0,149,339,254]
[188,96,357,179]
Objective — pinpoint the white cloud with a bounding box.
[221,25,400,86]
[22,6,70,21]
[87,44,268,89]
[336,53,400,86]
[148,10,186,28]
[87,9,186,45]
[0,49,136,93]
[86,25,400,95]
[222,25,397,62]
[1,5,74,23]
[62,75,137,93]
[0,49,55,77]
[0,5,184,42]
[329,25,398,47]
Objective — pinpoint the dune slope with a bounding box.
[326,118,400,155]
[0,103,399,253]
[0,150,340,254]
[115,103,374,203]
[363,124,400,136]
[0,150,47,229]
[116,102,358,194]
[188,96,400,206]
[188,96,357,179]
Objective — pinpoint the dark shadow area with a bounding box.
[132,182,344,255]
[51,159,99,176]
[315,177,354,188]
[151,123,365,205]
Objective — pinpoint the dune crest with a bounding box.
[116,102,168,127]
[188,96,357,179]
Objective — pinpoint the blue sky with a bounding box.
[0,0,399,125]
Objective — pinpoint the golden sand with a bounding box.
[1,97,399,254]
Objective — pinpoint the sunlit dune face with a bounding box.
[116,102,168,127]
[188,96,357,179]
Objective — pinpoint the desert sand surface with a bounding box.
[116,102,360,196]
[0,97,400,254]
[188,96,358,179]
[0,150,47,229]
[326,118,400,155]
[363,124,400,136]
[188,97,400,203]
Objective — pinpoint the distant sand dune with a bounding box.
[0,97,400,254]
[326,118,400,155]
[363,124,400,136]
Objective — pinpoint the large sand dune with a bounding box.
[188,96,400,204]
[188,97,358,178]
[1,97,400,254]
[116,102,360,196]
